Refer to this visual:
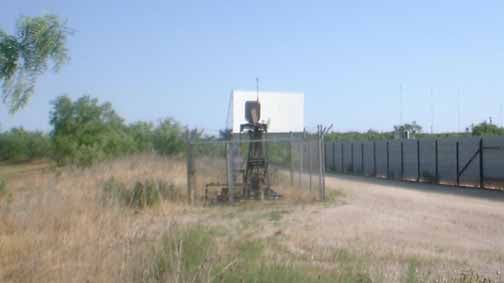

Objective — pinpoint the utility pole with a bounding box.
[457,89,462,133]
[430,88,434,134]
[399,84,404,126]
[256,77,260,101]
[500,104,503,128]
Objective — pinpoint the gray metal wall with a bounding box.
[325,137,504,190]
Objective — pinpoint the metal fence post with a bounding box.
[317,129,323,200]
[289,132,294,186]
[456,141,460,186]
[321,133,326,201]
[300,131,306,187]
[386,141,390,179]
[417,140,421,182]
[186,131,194,205]
[480,138,485,189]
[351,143,354,173]
[226,142,234,203]
[298,142,303,187]
[341,143,345,173]
[373,141,377,177]
[435,139,439,183]
[400,141,404,180]
[361,143,364,175]
[309,140,313,192]
[332,142,336,171]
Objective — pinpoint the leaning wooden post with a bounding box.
[186,130,194,205]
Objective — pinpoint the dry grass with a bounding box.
[1,154,501,282]
[0,154,191,282]
[0,154,320,283]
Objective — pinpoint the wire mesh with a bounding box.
[187,135,325,204]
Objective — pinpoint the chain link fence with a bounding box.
[186,134,326,204]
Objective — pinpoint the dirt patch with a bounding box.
[279,175,504,281]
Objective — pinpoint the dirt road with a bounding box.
[281,174,504,281]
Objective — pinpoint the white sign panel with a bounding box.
[227,90,304,133]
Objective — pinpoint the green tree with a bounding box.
[0,14,71,113]
[0,127,50,161]
[50,95,133,166]
[394,121,422,134]
[127,121,155,152]
[152,118,185,155]
[471,122,504,136]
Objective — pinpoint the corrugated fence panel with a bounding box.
[375,141,388,178]
[342,142,353,173]
[325,136,504,191]
[335,142,343,172]
[388,141,401,180]
[325,142,334,171]
[483,136,504,189]
[436,138,457,185]
[458,137,481,187]
[419,139,436,182]
[403,140,419,181]
[353,143,361,173]
[363,142,374,176]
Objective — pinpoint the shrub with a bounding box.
[129,180,161,208]
[49,95,186,167]
[102,178,179,208]
[157,180,182,202]
[0,128,51,162]
[102,177,128,206]
[0,178,6,195]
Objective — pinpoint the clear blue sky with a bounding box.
[2,0,504,134]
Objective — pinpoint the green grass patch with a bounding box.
[149,225,215,282]
[403,258,421,283]
[145,227,377,283]
[266,209,289,222]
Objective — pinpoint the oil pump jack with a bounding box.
[239,99,277,200]
[205,91,280,202]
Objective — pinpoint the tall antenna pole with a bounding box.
[457,89,462,133]
[256,77,259,101]
[430,88,434,134]
[500,103,503,128]
[399,84,403,126]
